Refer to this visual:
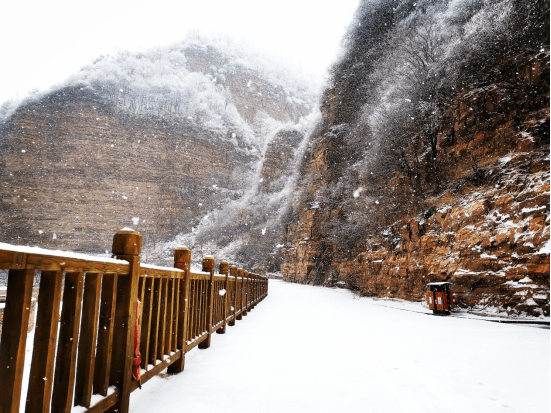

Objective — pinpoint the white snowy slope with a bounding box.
[129,280,550,413]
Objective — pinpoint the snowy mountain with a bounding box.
[0,35,319,257]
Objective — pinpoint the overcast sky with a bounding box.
[0,0,360,105]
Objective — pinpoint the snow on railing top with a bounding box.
[0,241,127,265]
[141,263,185,273]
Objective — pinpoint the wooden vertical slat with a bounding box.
[218,280,223,325]
[217,281,221,323]
[243,272,248,315]
[229,267,237,326]
[195,280,200,337]
[140,277,154,370]
[148,278,161,366]
[205,279,209,331]
[242,275,245,312]
[242,275,246,314]
[194,280,200,337]
[51,272,85,413]
[247,274,251,311]
[0,269,34,413]
[236,269,243,320]
[212,281,216,326]
[74,273,102,407]
[201,280,205,334]
[190,281,197,339]
[212,281,217,326]
[245,275,249,309]
[252,277,256,307]
[197,281,202,336]
[201,280,207,333]
[186,281,191,342]
[218,281,222,329]
[235,278,239,321]
[243,270,249,310]
[139,275,146,310]
[170,278,180,353]
[136,276,145,366]
[196,280,203,336]
[163,278,174,356]
[137,275,145,367]
[93,273,117,396]
[26,271,63,413]
[249,276,255,309]
[197,280,202,336]
[217,264,229,334]
[156,277,167,362]
[188,281,194,341]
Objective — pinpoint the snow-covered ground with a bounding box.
[129,280,550,413]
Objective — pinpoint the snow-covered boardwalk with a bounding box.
[130,280,549,413]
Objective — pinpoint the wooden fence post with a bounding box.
[198,256,215,350]
[108,229,142,413]
[167,248,191,374]
[217,262,229,334]
[228,266,237,326]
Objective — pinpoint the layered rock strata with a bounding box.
[0,88,254,253]
[281,52,550,317]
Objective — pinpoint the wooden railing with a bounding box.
[0,229,268,413]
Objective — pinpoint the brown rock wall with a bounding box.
[0,90,255,253]
[259,129,303,193]
[281,52,550,317]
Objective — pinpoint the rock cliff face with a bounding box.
[0,39,315,256]
[0,87,253,252]
[163,125,309,273]
[259,129,303,194]
[281,0,549,317]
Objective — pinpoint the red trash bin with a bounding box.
[426,282,454,315]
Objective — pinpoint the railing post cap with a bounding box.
[112,228,142,256]
[174,247,191,270]
[202,256,215,272]
[174,247,191,263]
[237,268,244,277]
[219,261,229,274]
[230,266,238,276]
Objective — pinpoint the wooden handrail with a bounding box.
[0,230,268,413]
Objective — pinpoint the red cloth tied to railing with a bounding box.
[133,299,142,385]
